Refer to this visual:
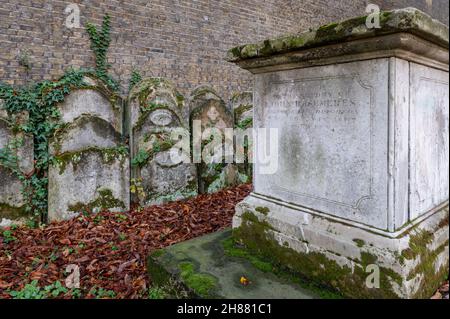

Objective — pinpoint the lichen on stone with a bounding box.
[53,145,128,174]
[68,188,126,214]
[226,8,449,62]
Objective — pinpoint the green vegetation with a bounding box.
[178,262,218,298]
[1,229,17,244]
[129,69,143,91]
[7,280,78,299]
[86,14,119,91]
[68,188,126,214]
[0,14,119,223]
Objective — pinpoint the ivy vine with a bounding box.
[0,14,120,223]
[129,69,142,91]
[1,70,88,222]
[86,14,119,92]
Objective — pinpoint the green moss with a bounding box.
[147,188,198,205]
[0,202,30,220]
[53,146,128,174]
[68,188,125,213]
[232,210,404,298]
[151,249,166,258]
[51,116,122,155]
[255,207,270,215]
[147,252,172,287]
[178,262,218,298]
[352,238,365,248]
[399,213,449,298]
[223,237,273,273]
[236,118,253,130]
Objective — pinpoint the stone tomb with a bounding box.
[228,8,449,298]
[0,101,34,224]
[189,86,237,193]
[128,78,197,205]
[48,76,130,221]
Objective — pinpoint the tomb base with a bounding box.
[233,193,449,299]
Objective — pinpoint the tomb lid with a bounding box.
[226,8,449,63]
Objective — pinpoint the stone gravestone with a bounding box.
[227,8,449,298]
[0,100,34,224]
[48,76,130,221]
[189,86,237,193]
[128,78,197,205]
[231,91,253,183]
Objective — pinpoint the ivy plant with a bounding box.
[0,14,121,223]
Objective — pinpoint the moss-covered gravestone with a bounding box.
[228,8,449,298]
[231,91,253,183]
[48,75,129,221]
[128,78,197,205]
[189,86,237,194]
[0,102,34,224]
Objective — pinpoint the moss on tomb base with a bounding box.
[232,208,449,299]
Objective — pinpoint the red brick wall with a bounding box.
[0,0,447,100]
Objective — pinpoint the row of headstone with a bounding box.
[129,79,253,206]
[1,75,253,222]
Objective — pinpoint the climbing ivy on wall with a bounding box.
[0,14,119,224]
[0,70,87,222]
[129,69,142,91]
[86,14,119,91]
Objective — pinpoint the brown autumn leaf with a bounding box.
[0,184,252,299]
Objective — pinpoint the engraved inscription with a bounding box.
[264,75,374,210]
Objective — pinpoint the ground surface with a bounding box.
[0,184,251,299]
[0,182,447,299]
[149,229,319,299]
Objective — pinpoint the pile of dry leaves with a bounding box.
[0,184,252,299]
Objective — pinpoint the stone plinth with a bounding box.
[227,8,449,298]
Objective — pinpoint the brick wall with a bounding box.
[0,0,448,100]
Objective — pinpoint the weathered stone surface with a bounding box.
[147,229,320,299]
[231,91,253,183]
[190,86,237,193]
[0,103,34,223]
[234,196,449,299]
[227,8,449,63]
[48,151,129,220]
[255,59,389,229]
[48,76,129,221]
[409,63,449,220]
[229,8,449,298]
[129,78,197,205]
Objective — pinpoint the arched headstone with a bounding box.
[128,78,197,205]
[189,86,237,193]
[0,100,34,224]
[48,75,129,221]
